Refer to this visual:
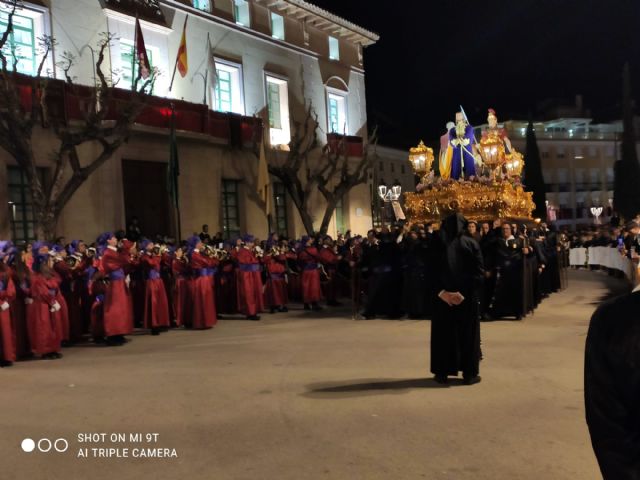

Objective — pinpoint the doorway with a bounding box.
[122,159,172,240]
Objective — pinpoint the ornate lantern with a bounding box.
[505,150,524,178]
[408,141,434,182]
[479,135,506,180]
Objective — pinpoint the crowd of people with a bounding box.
[0,216,582,369]
[567,218,640,257]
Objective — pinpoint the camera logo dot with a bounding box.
[21,438,36,453]
[22,438,69,454]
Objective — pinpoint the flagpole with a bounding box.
[169,15,188,92]
[170,103,183,242]
[132,15,137,92]
[203,32,210,105]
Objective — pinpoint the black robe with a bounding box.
[401,236,435,318]
[490,237,526,319]
[585,290,640,480]
[430,214,484,377]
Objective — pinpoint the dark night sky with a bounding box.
[312,0,640,149]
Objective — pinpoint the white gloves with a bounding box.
[50,301,61,313]
[0,301,9,311]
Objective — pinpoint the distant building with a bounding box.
[504,118,623,229]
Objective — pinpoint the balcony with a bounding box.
[326,133,365,157]
[13,73,262,147]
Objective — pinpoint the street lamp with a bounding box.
[377,180,403,226]
[590,206,603,225]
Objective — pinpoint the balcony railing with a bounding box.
[13,73,262,147]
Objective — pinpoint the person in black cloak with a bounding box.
[430,213,485,385]
[585,261,640,480]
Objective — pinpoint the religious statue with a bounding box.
[481,108,524,178]
[441,112,477,180]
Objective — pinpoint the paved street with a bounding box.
[1,269,625,480]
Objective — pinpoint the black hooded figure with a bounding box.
[431,213,485,384]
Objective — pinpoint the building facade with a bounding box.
[0,0,379,243]
[504,119,622,229]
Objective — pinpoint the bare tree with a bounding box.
[314,128,378,235]
[0,0,155,240]
[264,104,378,236]
[266,104,320,235]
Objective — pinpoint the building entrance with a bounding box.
[122,159,173,240]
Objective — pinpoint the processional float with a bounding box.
[404,109,536,225]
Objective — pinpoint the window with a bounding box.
[390,163,395,174]
[328,36,339,61]
[270,12,284,40]
[541,150,550,159]
[335,197,345,235]
[234,0,250,27]
[222,180,240,239]
[193,0,210,11]
[379,161,384,172]
[0,10,36,75]
[327,91,347,134]
[7,166,45,244]
[119,39,155,92]
[266,75,290,146]
[401,164,406,175]
[273,182,288,236]
[213,60,244,114]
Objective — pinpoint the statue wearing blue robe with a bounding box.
[446,123,477,180]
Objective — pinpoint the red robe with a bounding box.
[318,246,340,303]
[11,269,30,358]
[189,251,218,329]
[140,254,170,329]
[101,247,134,337]
[216,258,238,314]
[27,273,62,355]
[0,270,17,362]
[236,248,264,316]
[51,264,71,342]
[171,258,191,327]
[263,253,288,308]
[299,247,322,303]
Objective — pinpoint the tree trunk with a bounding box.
[318,198,339,236]
[295,200,316,235]
[34,203,58,241]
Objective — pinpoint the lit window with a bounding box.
[328,36,339,60]
[327,91,347,134]
[193,0,210,11]
[0,11,36,75]
[119,39,156,92]
[213,59,244,115]
[234,0,250,27]
[266,75,290,146]
[270,12,284,40]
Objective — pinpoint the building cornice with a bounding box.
[254,0,379,47]
[159,0,366,74]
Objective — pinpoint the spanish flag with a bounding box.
[176,16,188,78]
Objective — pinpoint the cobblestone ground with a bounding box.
[1,269,625,480]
